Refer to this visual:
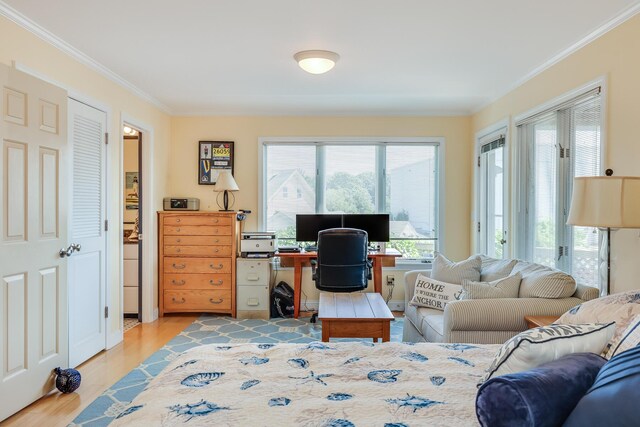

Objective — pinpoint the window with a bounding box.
[477,133,507,259]
[261,139,441,259]
[515,87,602,289]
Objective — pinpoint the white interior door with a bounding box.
[0,64,68,420]
[68,99,107,368]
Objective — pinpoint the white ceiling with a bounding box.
[3,0,640,115]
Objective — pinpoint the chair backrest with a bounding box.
[314,228,369,292]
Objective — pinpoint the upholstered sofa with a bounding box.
[403,256,600,344]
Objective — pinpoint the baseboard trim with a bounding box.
[106,329,123,349]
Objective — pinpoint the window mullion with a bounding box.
[376,145,386,213]
[316,145,325,213]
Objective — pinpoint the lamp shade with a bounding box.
[294,50,339,74]
[567,176,640,228]
[214,170,239,192]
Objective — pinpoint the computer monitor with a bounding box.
[342,214,390,242]
[295,214,342,242]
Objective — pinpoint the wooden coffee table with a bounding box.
[318,292,394,342]
[524,315,560,329]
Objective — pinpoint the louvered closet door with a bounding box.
[0,64,68,421]
[68,99,107,367]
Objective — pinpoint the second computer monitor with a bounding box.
[343,214,390,242]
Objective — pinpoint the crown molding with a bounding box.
[471,2,640,115]
[0,1,172,114]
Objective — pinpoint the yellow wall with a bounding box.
[170,116,473,301]
[472,13,640,293]
[0,15,172,337]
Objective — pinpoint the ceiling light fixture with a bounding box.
[294,50,339,74]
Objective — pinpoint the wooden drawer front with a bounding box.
[164,273,232,290]
[164,215,232,226]
[164,225,231,236]
[164,257,232,274]
[164,290,232,311]
[164,245,232,257]
[164,235,233,246]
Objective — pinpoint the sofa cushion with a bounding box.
[409,274,462,311]
[564,345,640,427]
[461,272,522,300]
[404,303,444,342]
[481,322,615,383]
[558,290,640,358]
[517,268,576,299]
[480,258,517,282]
[431,253,481,284]
[476,352,606,427]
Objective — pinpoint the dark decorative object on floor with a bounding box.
[54,367,81,393]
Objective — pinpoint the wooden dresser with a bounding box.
[158,211,237,317]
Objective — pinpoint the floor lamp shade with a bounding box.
[567,176,640,228]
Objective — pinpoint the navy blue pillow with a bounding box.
[564,345,640,426]
[476,352,606,427]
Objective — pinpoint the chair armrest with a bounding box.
[403,270,431,305]
[443,297,584,332]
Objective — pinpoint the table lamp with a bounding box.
[214,170,239,211]
[567,170,640,294]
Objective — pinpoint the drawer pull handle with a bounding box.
[209,298,223,304]
[176,248,181,253]
[176,238,181,243]
[214,239,219,243]
[210,263,224,270]
[176,218,181,223]
[214,248,219,253]
[172,263,186,269]
[176,227,181,232]
[172,297,186,304]
[172,279,186,286]
[209,279,224,286]
[213,219,219,223]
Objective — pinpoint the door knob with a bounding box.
[59,243,81,258]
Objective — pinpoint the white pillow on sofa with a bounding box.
[410,274,462,311]
[431,252,481,284]
[480,322,615,383]
[480,258,517,282]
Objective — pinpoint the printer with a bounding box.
[240,232,276,258]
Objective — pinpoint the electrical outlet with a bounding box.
[386,275,395,286]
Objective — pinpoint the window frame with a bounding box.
[258,136,446,259]
[474,119,510,258]
[512,78,607,288]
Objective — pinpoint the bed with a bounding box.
[110,341,498,426]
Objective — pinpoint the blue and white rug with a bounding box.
[70,315,404,426]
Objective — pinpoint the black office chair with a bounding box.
[310,228,372,322]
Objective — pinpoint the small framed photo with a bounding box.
[198,141,234,185]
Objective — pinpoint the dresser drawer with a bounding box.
[164,216,232,226]
[164,290,232,311]
[164,235,233,246]
[164,245,232,257]
[164,273,232,290]
[164,225,232,236]
[164,257,232,274]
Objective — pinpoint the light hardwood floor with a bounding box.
[1,315,198,427]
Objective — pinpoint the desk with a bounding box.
[277,249,401,318]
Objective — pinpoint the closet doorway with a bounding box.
[123,124,143,327]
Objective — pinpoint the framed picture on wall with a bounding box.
[198,141,234,185]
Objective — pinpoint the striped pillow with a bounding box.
[461,272,522,300]
[480,259,517,282]
[431,252,481,284]
[518,270,576,299]
[605,315,640,359]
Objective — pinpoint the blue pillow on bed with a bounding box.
[564,344,640,427]
[475,352,606,427]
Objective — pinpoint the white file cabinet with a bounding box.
[236,258,271,319]
[123,243,139,314]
